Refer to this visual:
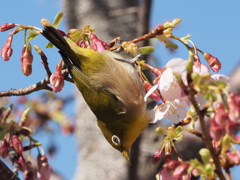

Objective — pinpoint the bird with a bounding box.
[41,25,152,163]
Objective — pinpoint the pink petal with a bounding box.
[165,58,187,72]
[211,74,230,83]
[193,63,210,75]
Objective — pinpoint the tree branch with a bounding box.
[0,159,21,180]
[188,90,226,180]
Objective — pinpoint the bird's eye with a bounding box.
[111,135,121,146]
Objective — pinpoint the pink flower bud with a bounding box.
[173,163,189,179]
[209,117,224,141]
[143,81,161,101]
[203,53,221,73]
[78,41,87,48]
[10,135,23,154]
[0,23,15,31]
[233,136,240,143]
[90,33,109,51]
[164,160,181,170]
[50,63,64,93]
[1,35,13,61]
[24,161,35,180]
[62,123,75,135]
[152,149,163,165]
[37,155,52,180]
[0,139,9,158]
[228,93,240,123]
[57,29,66,36]
[158,168,175,180]
[20,45,33,76]
[226,150,240,165]
[214,103,229,127]
[18,154,26,172]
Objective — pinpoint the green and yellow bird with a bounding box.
[41,26,152,163]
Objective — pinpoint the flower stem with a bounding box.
[188,90,226,180]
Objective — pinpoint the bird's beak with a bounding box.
[122,150,131,164]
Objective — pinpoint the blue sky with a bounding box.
[0,0,240,179]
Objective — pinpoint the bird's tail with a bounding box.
[41,26,78,64]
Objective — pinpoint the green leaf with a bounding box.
[27,30,40,41]
[139,46,155,55]
[46,42,54,48]
[53,11,63,28]
[0,125,8,140]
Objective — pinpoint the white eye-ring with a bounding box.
[111,135,121,146]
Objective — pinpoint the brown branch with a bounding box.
[186,129,203,140]
[0,69,73,98]
[40,51,52,77]
[0,77,52,98]
[109,22,165,51]
[1,104,13,123]
[188,89,226,180]
[0,159,20,180]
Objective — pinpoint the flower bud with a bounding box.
[1,35,13,61]
[90,33,109,51]
[24,161,35,180]
[228,93,240,123]
[171,18,182,26]
[77,40,87,48]
[203,53,221,72]
[158,168,175,180]
[50,62,64,92]
[164,160,181,170]
[173,163,189,179]
[10,135,23,154]
[37,155,52,180]
[19,108,31,127]
[19,127,32,136]
[0,139,9,158]
[20,44,33,76]
[0,23,15,32]
[18,155,26,172]
[226,150,240,164]
[209,115,224,141]
[199,148,211,165]
[57,29,66,36]
[233,136,240,144]
[152,149,163,165]
[41,18,51,27]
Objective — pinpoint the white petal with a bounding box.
[211,74,230,83]
[165,101,187,123]
[165,58,187,72]
[144,84,158,101]
[152,103,170,123]
[160,78,181,101]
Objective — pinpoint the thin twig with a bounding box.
[188,90,226,180]
[0,77,51,97]
[109,24,166,51]
[225,168,232,180]
[40,51,52,77]
[1,104,13,123]
[186,129,203,140]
